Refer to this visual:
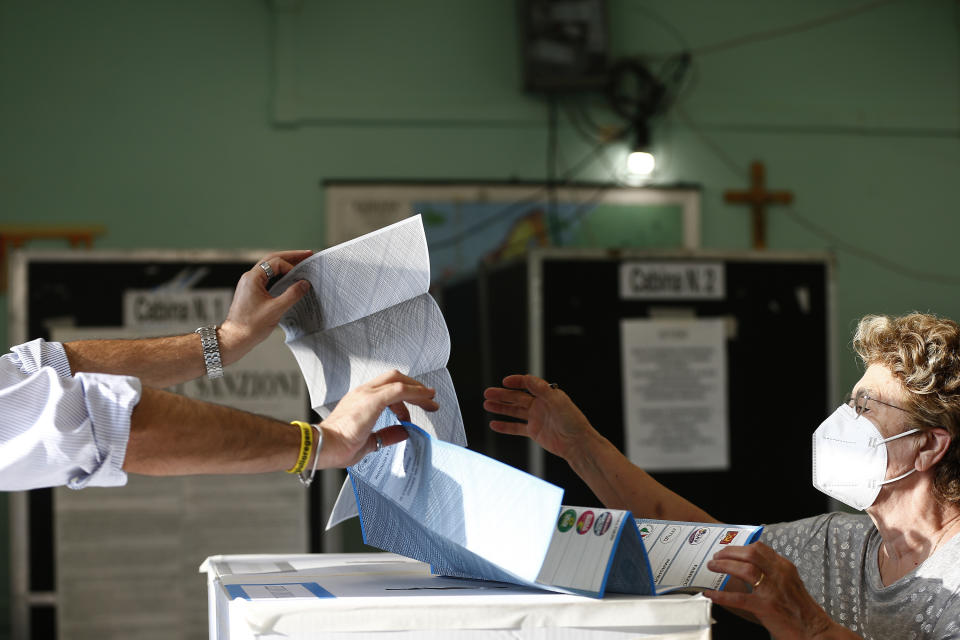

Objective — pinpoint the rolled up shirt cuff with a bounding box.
[68,372,142,489]
[9,338,73,378]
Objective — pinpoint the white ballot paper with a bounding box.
[349,422,763,598]
[269,215,467,528]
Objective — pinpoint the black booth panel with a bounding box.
[27,261,250,338]
[479,263,532,471]
[539,257,830,524]
[439,275,487,451]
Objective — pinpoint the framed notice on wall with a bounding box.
[620,317,729,471]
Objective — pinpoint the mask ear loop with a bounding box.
[868,428,922,447]
[868,428,923,488]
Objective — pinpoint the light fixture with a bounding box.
[605,59,663,179]
[625,121,655,176]
[627,150,655,175]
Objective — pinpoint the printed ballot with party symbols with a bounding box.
[348,422,763,598]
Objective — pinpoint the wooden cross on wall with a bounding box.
[724,161,794,250]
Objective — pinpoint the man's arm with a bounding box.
[125,369,438,475]
[62,250,313,388]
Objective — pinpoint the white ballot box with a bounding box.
[200,553,712,640]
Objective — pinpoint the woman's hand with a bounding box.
[483,374,601,462]
[706,542,857,639]
[318,369,439,468]
[485,374,719,523]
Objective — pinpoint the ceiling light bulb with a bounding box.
[627,151,655,176]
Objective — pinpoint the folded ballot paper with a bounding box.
[269,214,468,528]
[348,422,762,598]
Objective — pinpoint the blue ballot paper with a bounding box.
[347,422,763,598]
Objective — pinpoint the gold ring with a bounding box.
[752,571,765,589]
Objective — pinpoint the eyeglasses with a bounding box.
[844,389,910,417]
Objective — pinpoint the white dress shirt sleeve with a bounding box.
[0,338,142,491]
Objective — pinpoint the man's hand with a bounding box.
[63,249,314,387]
[317,370,440,468]
[219,250,314,365]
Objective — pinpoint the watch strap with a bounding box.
[195,324,224,379]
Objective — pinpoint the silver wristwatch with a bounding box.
[195,324,224,379]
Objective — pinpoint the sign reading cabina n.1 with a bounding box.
[124,289,232,326]
[619,262,725,300]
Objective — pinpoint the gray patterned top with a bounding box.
[762,512,960,639]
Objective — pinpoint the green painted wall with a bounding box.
[1,0,958,636]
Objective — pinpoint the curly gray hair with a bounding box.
[853,312,960,503]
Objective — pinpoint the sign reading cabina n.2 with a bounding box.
[619,262,725,300]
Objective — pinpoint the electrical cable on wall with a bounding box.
[605,1,960,285]
[629,0,958,139]
[635,0,907,61]
[546,95,561,244]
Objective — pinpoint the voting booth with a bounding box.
[8,250,313,640]
[201,553,713,640]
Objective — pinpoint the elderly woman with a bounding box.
[483,312,960,639]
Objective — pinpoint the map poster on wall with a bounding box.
[620,317,729,472]
[325,183,701,287]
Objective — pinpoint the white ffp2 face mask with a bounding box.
[812,403,919,511]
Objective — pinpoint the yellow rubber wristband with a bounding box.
[287,421,314,474]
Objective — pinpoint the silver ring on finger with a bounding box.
[375,433,383,452]
[259,261,275,279]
